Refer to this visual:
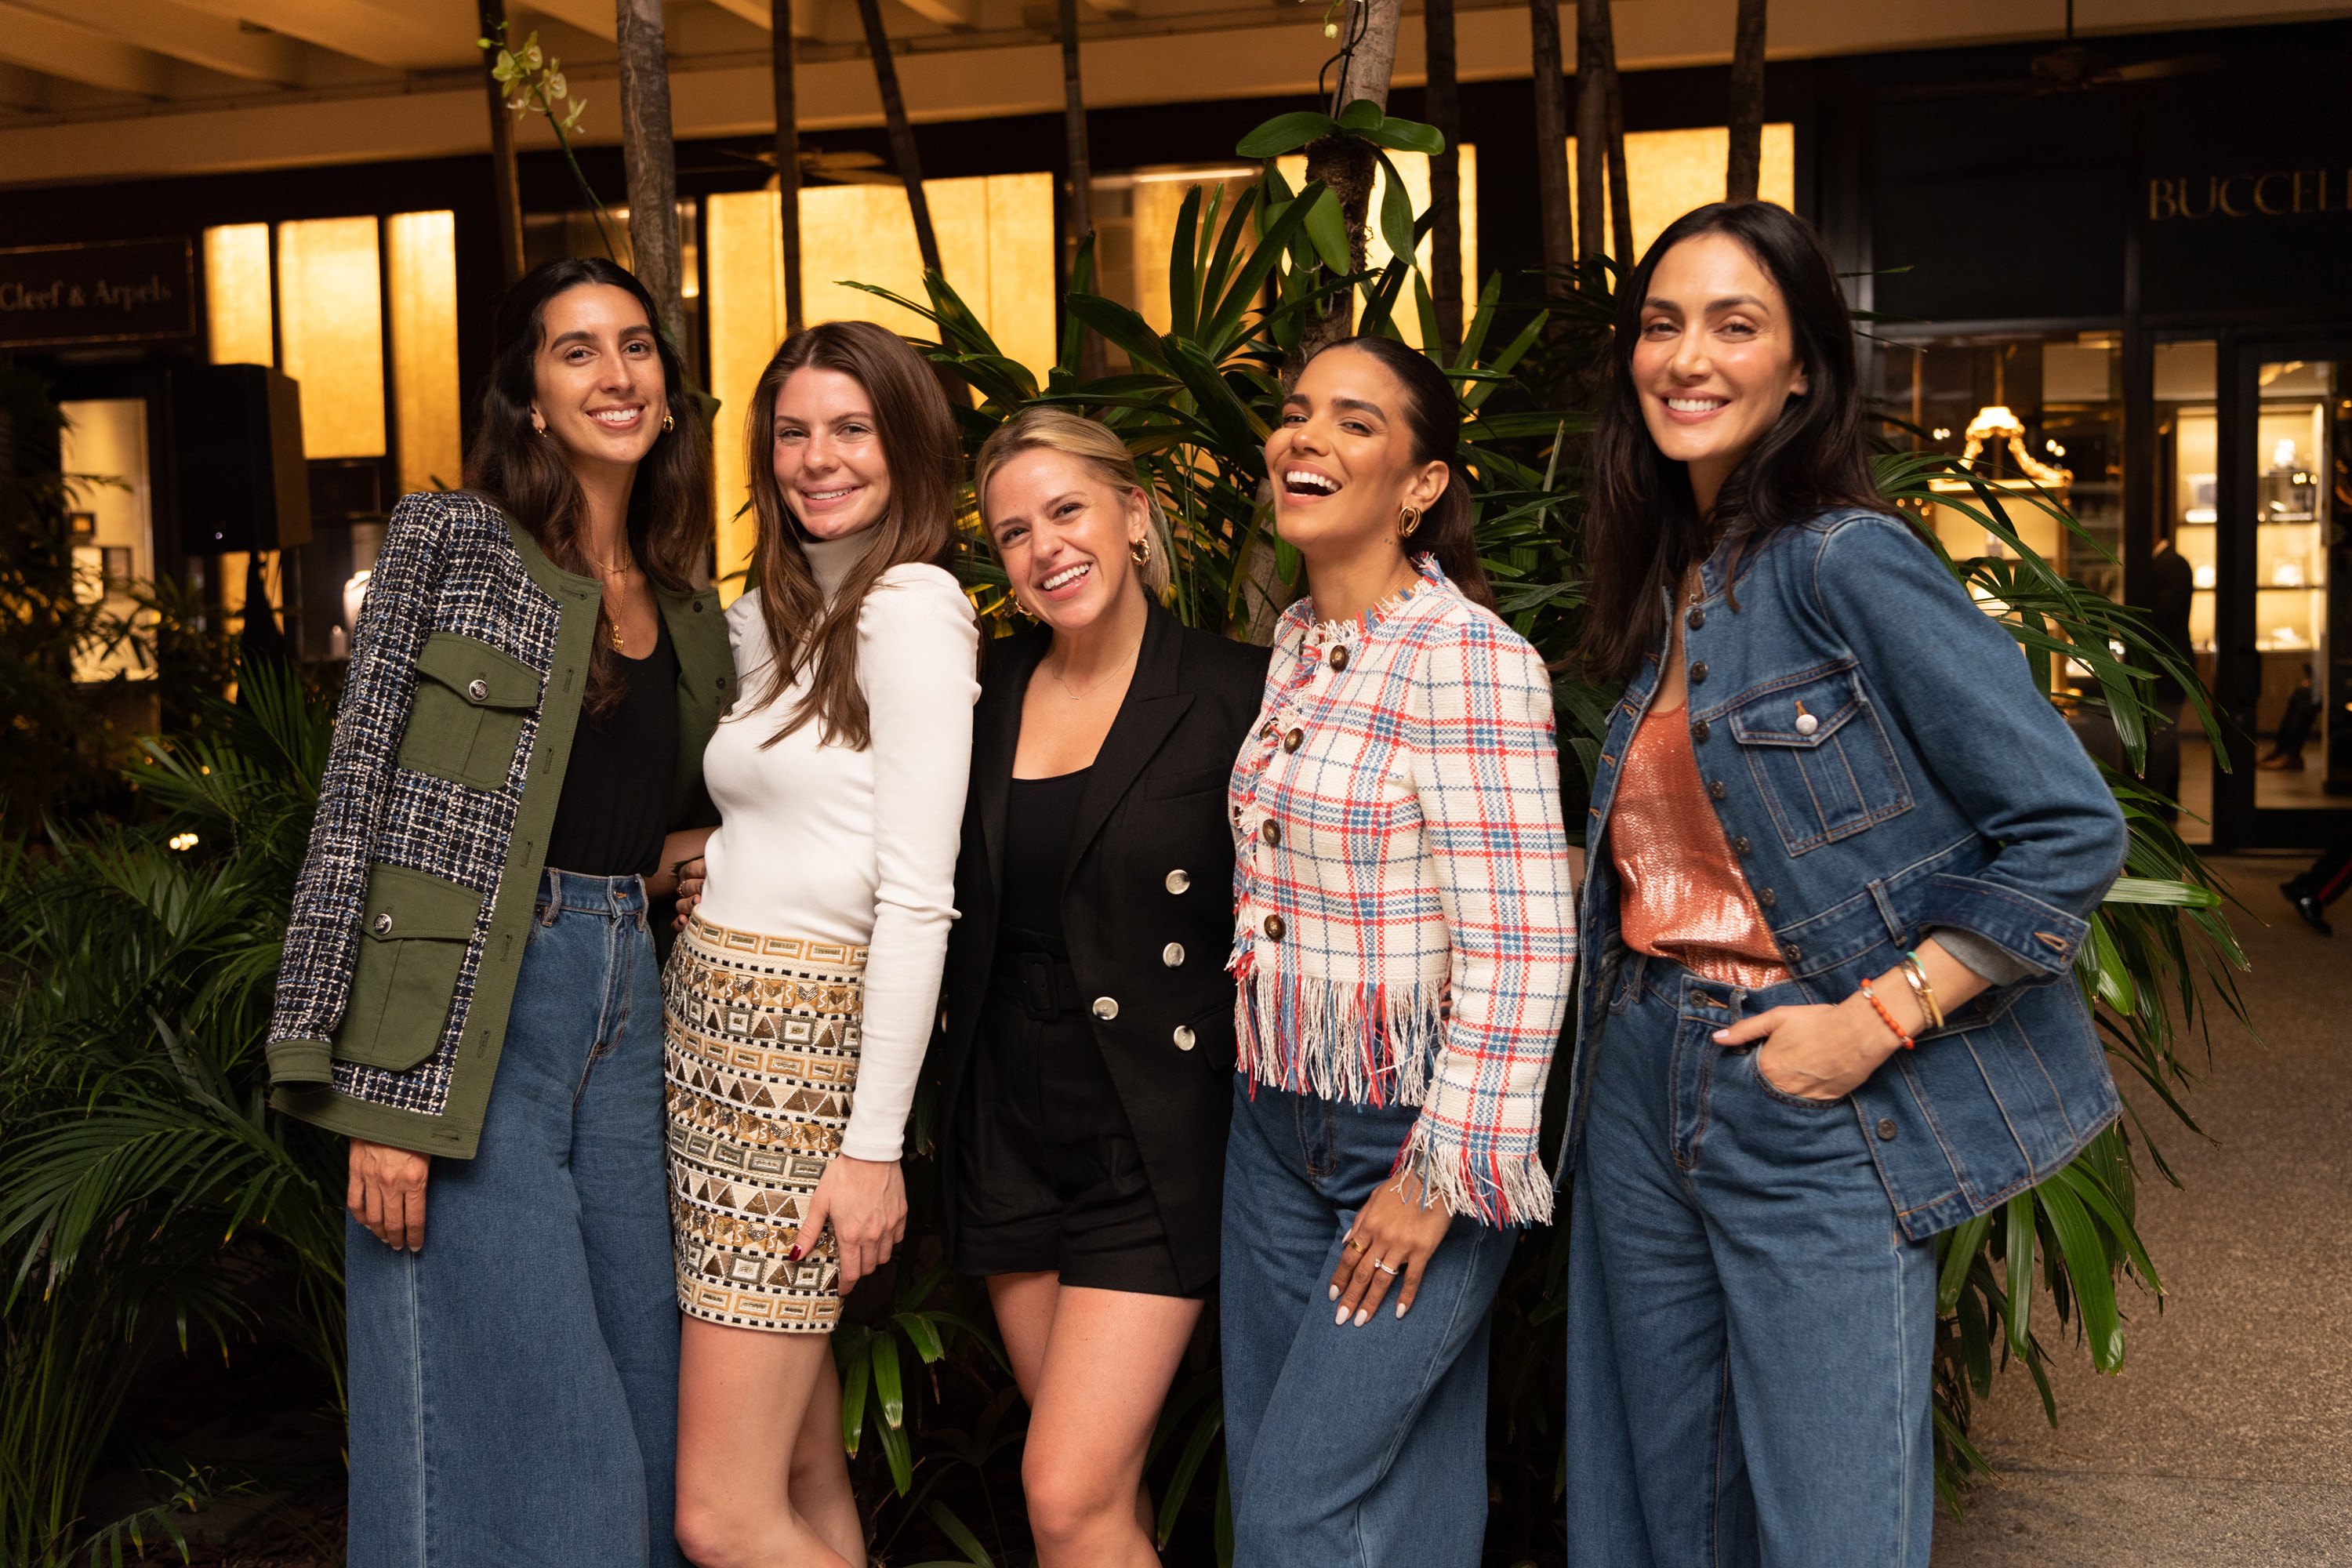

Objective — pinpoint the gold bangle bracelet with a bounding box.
[1899,952,1944,1032]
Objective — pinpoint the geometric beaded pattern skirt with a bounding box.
[662,915,867,1334]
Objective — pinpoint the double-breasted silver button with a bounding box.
[1173,1025,1198,1051]
[466,678,488,702]
[1162,942,1185,968]
[372,913,394,935]
[1091,996,1120,1021]
[1165,869,1191,895]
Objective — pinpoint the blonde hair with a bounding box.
[974,407,1172,597]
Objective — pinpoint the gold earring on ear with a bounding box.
[1130,533,1153,566]
[662,412,676,432]
[532,415,548,437]
[1398,506,1421,540]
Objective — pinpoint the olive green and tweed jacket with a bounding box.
[266,490,735,1157]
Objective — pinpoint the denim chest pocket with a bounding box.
[1727,669,1912,855]
[397,633,539,793]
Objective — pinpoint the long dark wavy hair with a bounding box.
[739,319,960,751]
[1577,201,1880,679]
[466,257,711,715]
[1297,336,1494,610]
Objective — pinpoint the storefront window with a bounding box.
[386,210,463,495]
[59,398,156,684]
[203,223,271,366]
[276,216,386,461]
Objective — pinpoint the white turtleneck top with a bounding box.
[698,532,979,1162]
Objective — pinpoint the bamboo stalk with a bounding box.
[853,0,942,278]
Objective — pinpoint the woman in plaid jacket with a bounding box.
[1220,336,1577,1564]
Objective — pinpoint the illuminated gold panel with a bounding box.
[204,223,272,366]
[386,211,463,495]
[707,177,1058,597]
[705,189,786,603]
[278,216,386,459]
[1130,170,1255,336]
[1566,125,1797,266]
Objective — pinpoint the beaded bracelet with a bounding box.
[1858,977,1915,1051]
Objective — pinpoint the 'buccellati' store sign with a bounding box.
[0,237,195,349]
[2147,169,2352,220]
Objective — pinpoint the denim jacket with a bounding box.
[1566,508,2129,1241]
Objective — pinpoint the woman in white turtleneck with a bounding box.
[666,321,977,1568]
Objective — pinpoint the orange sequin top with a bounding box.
[1610,703,1792,989]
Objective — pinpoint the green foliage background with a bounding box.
[0,151,2246,1566]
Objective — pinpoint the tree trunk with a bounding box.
[1606,53,1632,266]
[1301,0,1402,363]
[1573,0,1607,265]
[1528,0,1573,290]
[1058,0,1105,378]
[477,0,525,285]
[771,0,804,333]
[616,0,685,345]
[1425,0,1465,351]
[1726,0,1767,202]
[853,0,942,278]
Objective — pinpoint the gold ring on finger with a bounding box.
[1346,1236,1368,1254]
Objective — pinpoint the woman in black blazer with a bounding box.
[934,408,1268,1566]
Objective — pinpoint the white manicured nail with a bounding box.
[1396,1301,1407,1319]
[1328,1283,1340,1301]
[1353,1308,1370,1327]
[1334,1304,1349,1326]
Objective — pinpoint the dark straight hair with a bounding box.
[1302,335,1495,611]
[1577,201,1880,680]
[466,256,712,714]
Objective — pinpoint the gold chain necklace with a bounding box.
[590,546,637,655]
[1046,645,1138,702]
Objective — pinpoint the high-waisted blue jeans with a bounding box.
[1221,1076,1517,1567]
[346,870,681,1568]
[1565,955,1938,1568]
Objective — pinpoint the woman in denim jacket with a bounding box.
[1562,202,2129,1567]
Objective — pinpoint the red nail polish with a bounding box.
[787,1246,802,1261]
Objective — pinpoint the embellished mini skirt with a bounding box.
[662,915,867,1334]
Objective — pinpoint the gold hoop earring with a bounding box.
[1398,506,1421,539]
[1130,533,1153,567]
[662,412,676,433]
[532,417,548,437]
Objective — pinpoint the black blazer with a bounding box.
[931,600,1271,1292]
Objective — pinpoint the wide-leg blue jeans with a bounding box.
[346,870,682,1568]
[1565,956,1937,1568]
[1221,1076,1516,1568]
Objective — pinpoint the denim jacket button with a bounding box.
[1708,779,1728,801]
[1732,835,1751,854]
[1757,887,1777,908]
[1876,1117,1899,1142]
[1687,606,1706,630]
[1690,719,1711,744]
[1689,661,1708,684]
[1782,942,1802,961]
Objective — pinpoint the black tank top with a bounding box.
[543,613,678,877]
[997,768,1091,946]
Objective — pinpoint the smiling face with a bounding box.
[530,283,666,471]
[984,446,1149,635]
[771,366,894,540]
[1264,346,1449,571]
[1631,231,1810,513]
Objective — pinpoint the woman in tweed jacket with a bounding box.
[1220,336,1577,1563]
[268,259,733,1568]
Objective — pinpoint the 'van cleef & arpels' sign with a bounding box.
[0,238,196,348]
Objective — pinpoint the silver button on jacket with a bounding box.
[1162,942,1185,968]
[1164,868,1191,894]
[1173,1025,1197,1051]
[1091,996,1120,1021]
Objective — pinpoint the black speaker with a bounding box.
[171,363,310,554]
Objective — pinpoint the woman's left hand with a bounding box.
[670,859,705,930]
[793,1153,906,1293]
[1330,1171,1454,1327]
[1714,998,1901,1102]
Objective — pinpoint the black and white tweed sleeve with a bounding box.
[266,493,452,1063]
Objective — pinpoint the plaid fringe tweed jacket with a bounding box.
[265,491,734,1156]
[1229,561,1577,1226]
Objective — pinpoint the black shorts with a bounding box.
[950,949,1200,1299]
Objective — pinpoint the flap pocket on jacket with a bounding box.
[1727,669,1911,855]
[1152,764,1235,800]
[398,633,539,793]
[334,863,484,1073]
